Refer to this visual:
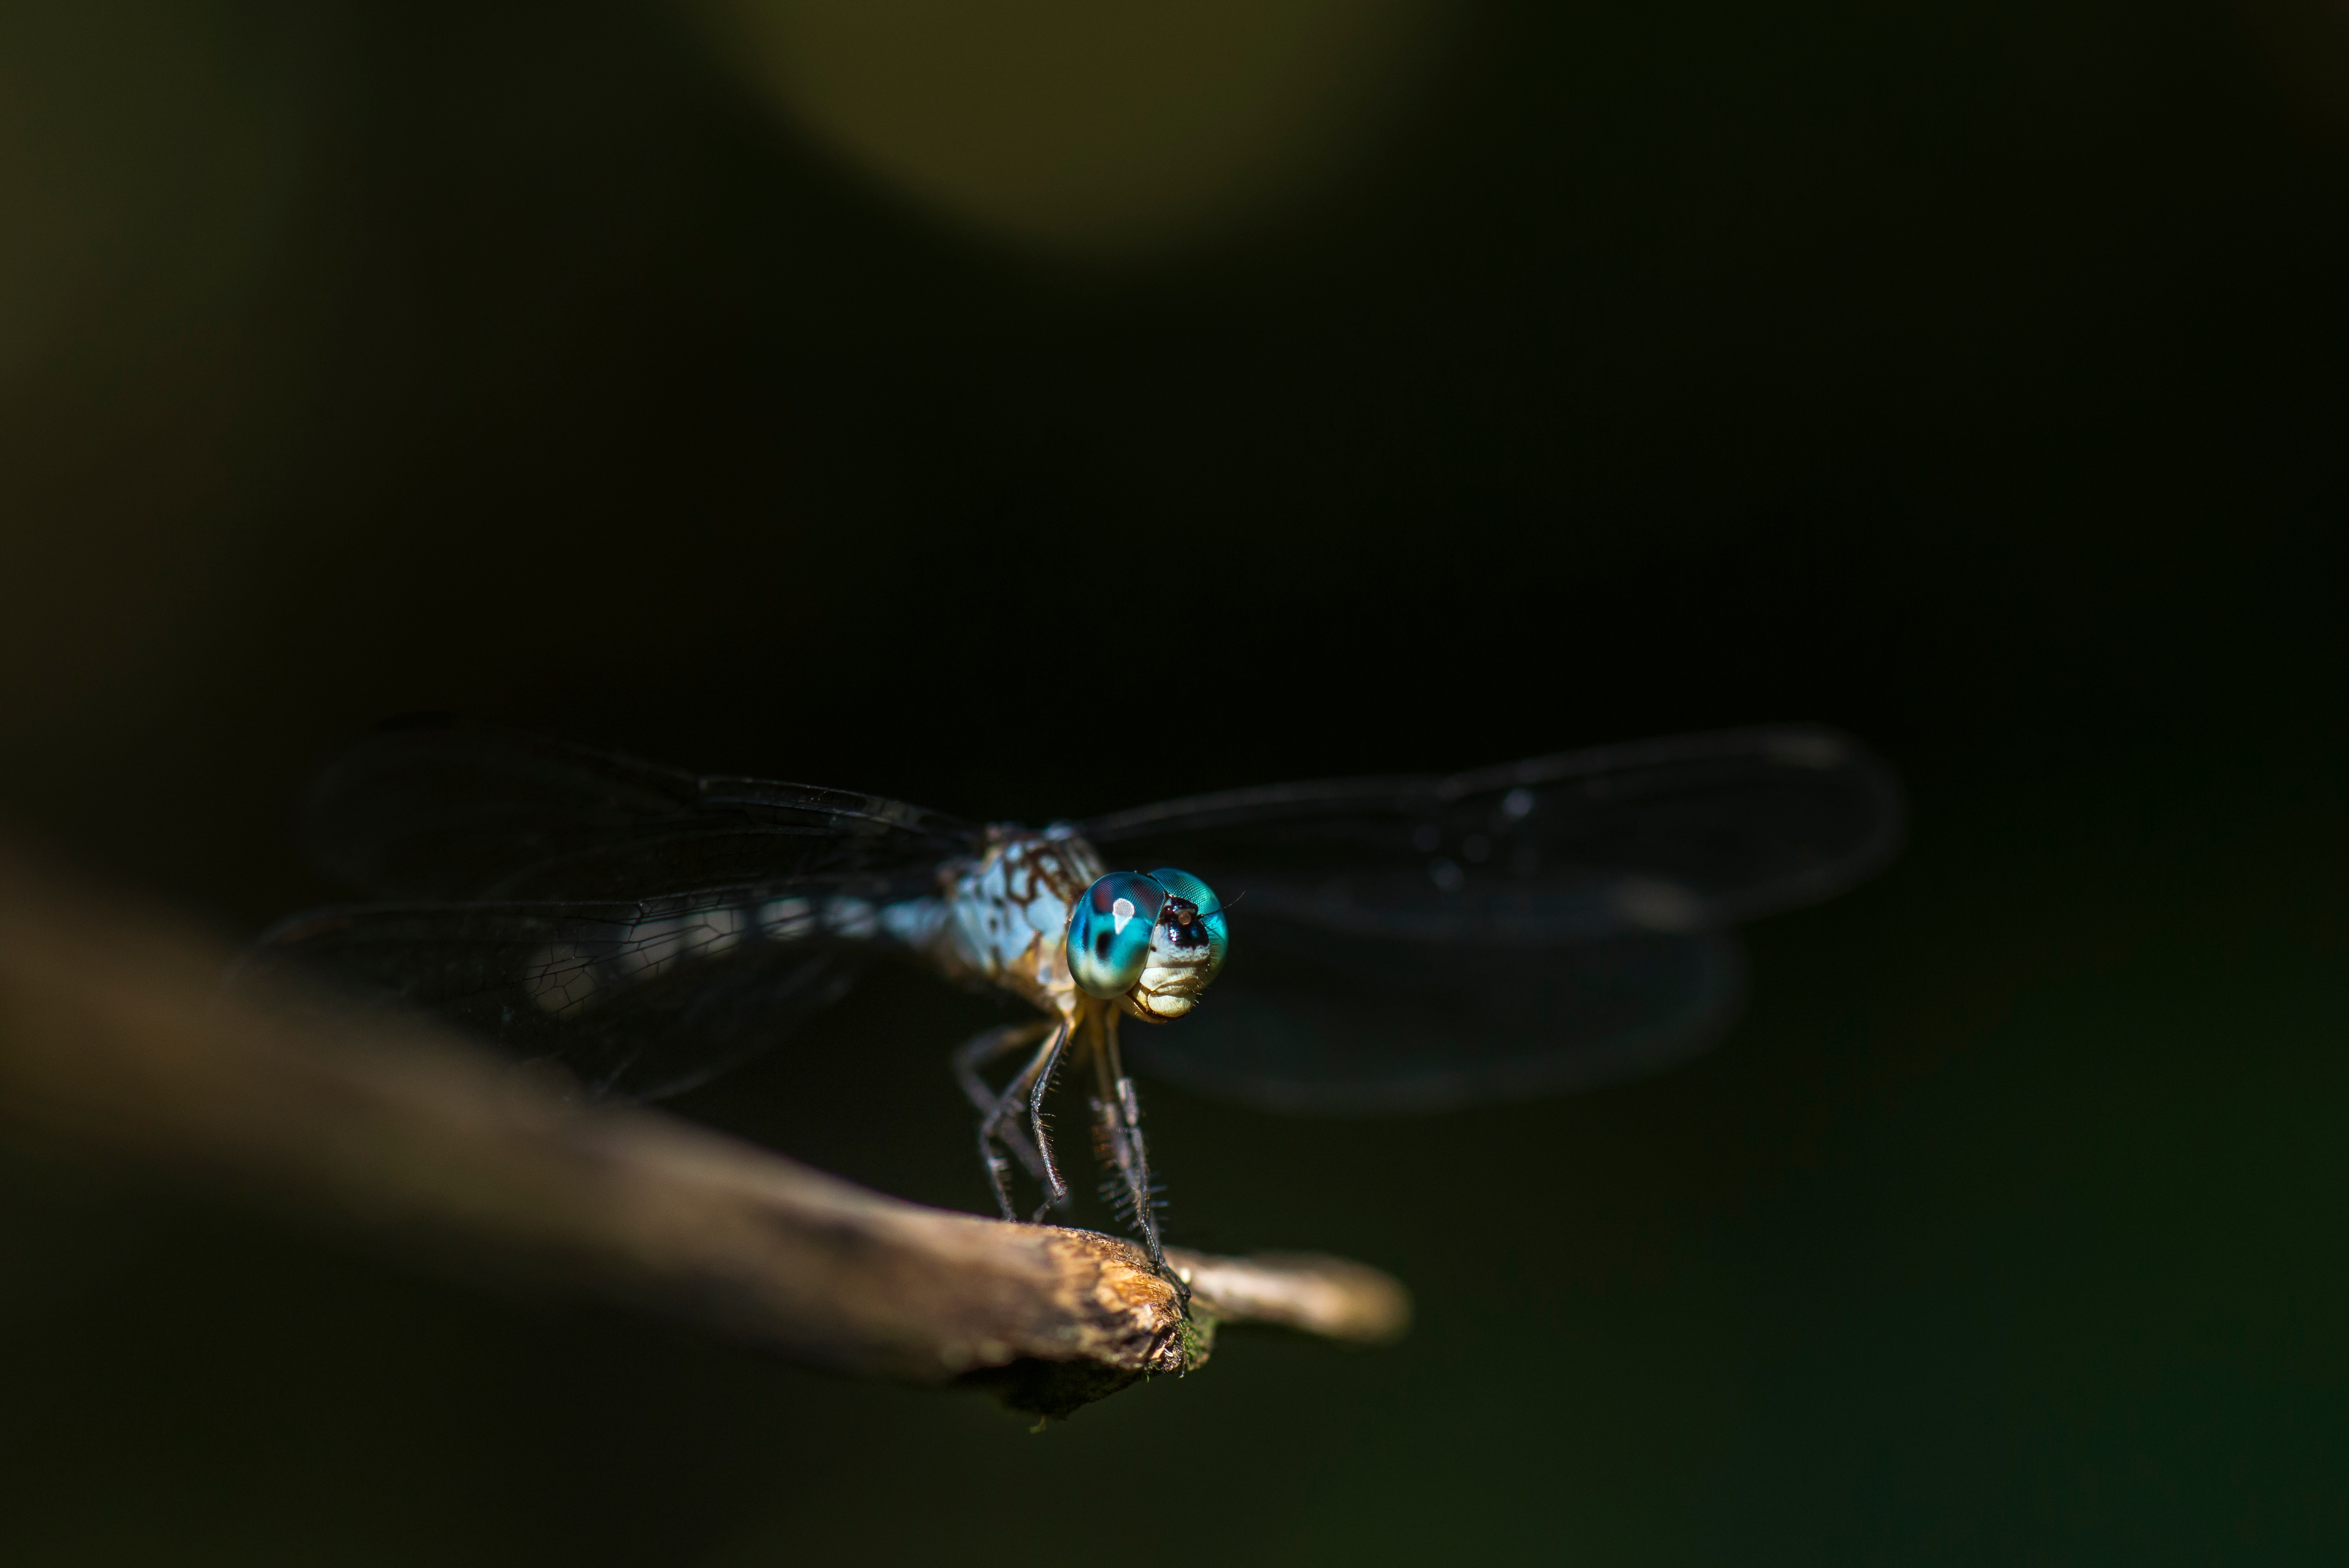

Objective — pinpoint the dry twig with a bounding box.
[0,835,1408,1415]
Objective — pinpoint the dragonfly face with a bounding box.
[1066,868,1228,1021]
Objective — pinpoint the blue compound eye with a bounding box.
[1148,867,1228,981]
[1067,871,1167,999]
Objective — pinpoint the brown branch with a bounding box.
[0,834,1408,1416]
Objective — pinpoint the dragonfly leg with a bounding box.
[954,1019,1051,1218]
[1022,1023,1071,1221]
[1090,1010,1174,1280]
[980,1021,1069,1221]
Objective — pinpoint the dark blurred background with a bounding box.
[4,0,2348,1560]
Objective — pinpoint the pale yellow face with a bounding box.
[1123,909,1221,1021]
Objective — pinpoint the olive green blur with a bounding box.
[0,0,2345,1562]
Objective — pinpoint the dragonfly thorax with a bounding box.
[926,826,1104,1014]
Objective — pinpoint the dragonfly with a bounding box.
[245,719,1902,1273]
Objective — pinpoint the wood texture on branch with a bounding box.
[0,834,1409,1415]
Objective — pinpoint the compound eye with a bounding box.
[1067,871,1167,998]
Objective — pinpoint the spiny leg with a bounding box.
[956,1020,1052,1185]
[978,1019,1071,1222]
[1090,1008,1172,1275]
[1021,1022,1071,1221]
[953,1019,1051,1217]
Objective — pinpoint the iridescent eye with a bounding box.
[1147,867,1228,981]
[1067,871,1167,998]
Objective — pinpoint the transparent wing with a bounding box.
[1081,725,1901,944]
[299,718,979,901]
[242,879,920,1100]
[1125,916,1745,1115]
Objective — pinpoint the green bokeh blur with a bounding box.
[1,0,2345,1562]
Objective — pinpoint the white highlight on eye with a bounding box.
[1111,896,1137,934]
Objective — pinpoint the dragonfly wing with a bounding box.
[299,719,978,901]
[1125,915,1744,1115]
[243,880,914,1100]
[1081,725,1901,943]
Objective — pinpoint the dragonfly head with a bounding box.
[1066,867,1227,1021]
